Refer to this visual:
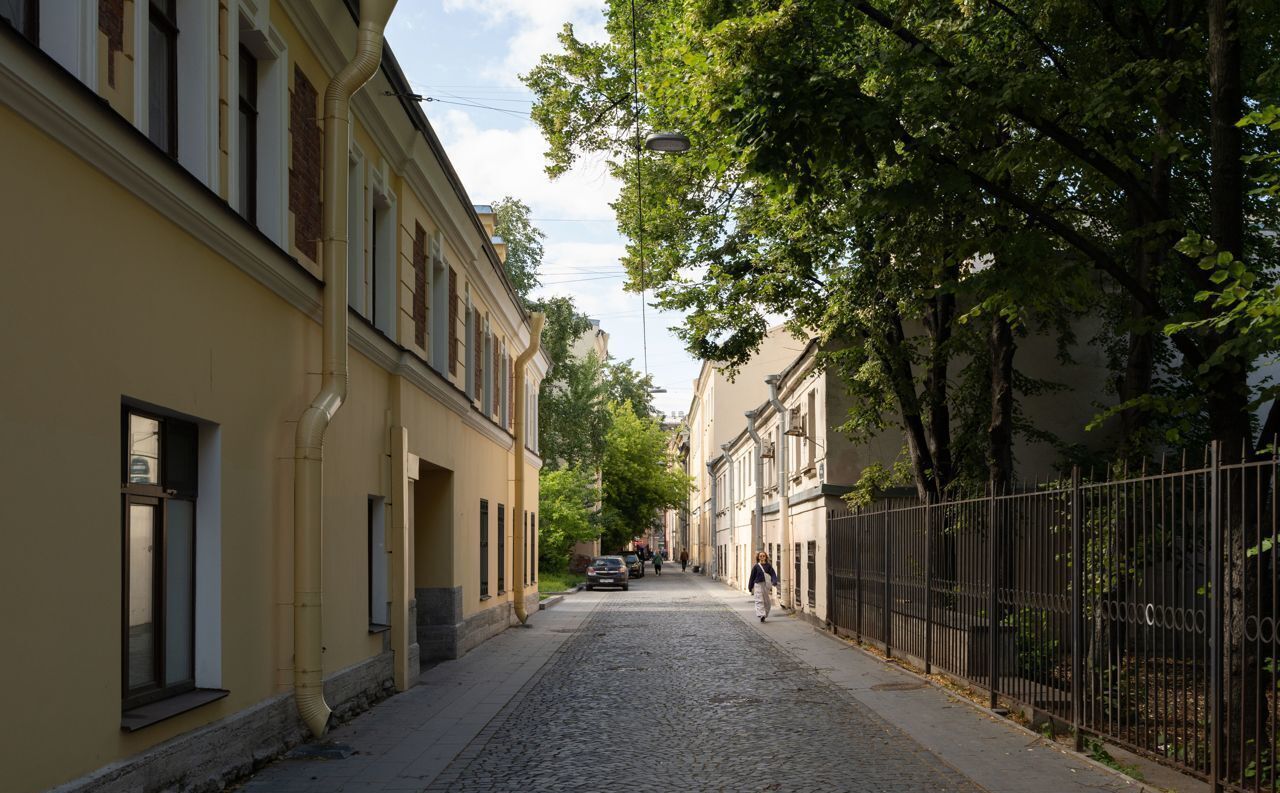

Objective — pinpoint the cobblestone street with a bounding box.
[239,568,1145,793]
[426,571,978,792]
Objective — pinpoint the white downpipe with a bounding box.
[512,312,545,625]
[293,0,398,739]
[766,375,790,606]
[744,410,764,555]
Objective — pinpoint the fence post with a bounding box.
[856,513,863,641]
[884,500,892,659]
[826,511,835,632]
[1209,441,1224,793]
[924,497,933,675]
[1070,466,1083,753]
[988,486,999,709]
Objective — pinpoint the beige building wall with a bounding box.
[0,4,548,791]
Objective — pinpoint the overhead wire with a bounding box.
[630,0,650,378]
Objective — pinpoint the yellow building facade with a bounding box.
[0,3,547,791]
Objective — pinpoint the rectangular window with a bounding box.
[431,252,448,371]
[368,497,388,628]
[523,511,529,585]
[483,326,492,416]
[147,0,179,157]
[479,499,489,598]
[807,390,817,470]
[807,541,817,607]
[0,0,37,43]
[237,46,258,225]
[531,513,537,582]
[497,504,505,593]
[794,542,801,610]
[122,408,197,708]
[499,346,509,428]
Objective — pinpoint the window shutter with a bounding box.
[508,357,515,430]
[448,268,458,375]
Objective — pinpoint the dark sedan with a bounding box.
[585,556,629,591]
[622,553,643,578]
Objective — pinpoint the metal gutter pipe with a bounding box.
[706,458,719,578]
[765,375,790,604]
[293,0,398,739]
[512,312,545,625]
[720,443,734,583]
[744,410,764,555]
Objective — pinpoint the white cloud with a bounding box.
[430,109,620,222]
[441,0,608,87]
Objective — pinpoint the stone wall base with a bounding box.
[50,652,395,793]
[416,586,542,661]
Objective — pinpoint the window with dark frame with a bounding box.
[531,513,537,582]
[0,0,38,43]
[147,0,179,158]
[479,499,489,598]
[237,45,258,225]
[497,504,505,594]
[807,540,817,607]
[122,408,198,710]
[794,542,801,609]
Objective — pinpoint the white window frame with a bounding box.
[369,168,396,339]
[430,233,449,371]
[41,0,98,88]
[346,145,366,316]
[464,288,475,398]
[133,0,220,190]
[232,6,288,246]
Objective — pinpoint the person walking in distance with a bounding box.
[679,548,690,572]
[653,552,663,576]
[747,551,780,622]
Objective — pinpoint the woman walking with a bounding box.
[747,551,780,622]
[653,553,663,575]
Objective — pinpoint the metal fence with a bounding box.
[828,445,1279,792]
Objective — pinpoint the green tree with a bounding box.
[537,466,601,572]
[599,401,690,551]
[539,350,609,471]
[603,357,656,419]
[492,196,543,300]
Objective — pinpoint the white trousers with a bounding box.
[753,581,773,618]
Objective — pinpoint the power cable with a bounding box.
[630,0,650,378]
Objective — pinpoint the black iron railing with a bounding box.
[828,444,1278,792]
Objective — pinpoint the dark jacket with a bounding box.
[747,562,779,591]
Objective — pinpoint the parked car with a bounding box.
[585,556,629,591]
[622,553,643,578]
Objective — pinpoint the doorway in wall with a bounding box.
[413,461,455,664]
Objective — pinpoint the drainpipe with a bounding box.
[512,312,545,625]
[765,375,790,606]
[706,458,719,578]
[744,410,764,556]
[293,0,398,739]
[720,443,734,584]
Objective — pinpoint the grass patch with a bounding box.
[1084,738,1144,781]
[538,570,584,597]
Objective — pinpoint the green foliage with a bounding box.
[603,358,657,419]
[539,350,609,472]
[492,196,543,300]
[1000,607,1061,682]
[600,401,692,551]
[537,466,601,572]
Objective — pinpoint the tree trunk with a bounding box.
[877,310,941,501]
[922,288,955,493]
[988,313,1015,493]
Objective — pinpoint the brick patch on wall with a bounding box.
[99,0,125,86]
[289,66,322,264]
[413,223,427,348]
[448,267,458,375]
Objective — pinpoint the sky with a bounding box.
[385,2,699,418]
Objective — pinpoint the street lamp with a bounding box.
[643,131,691,153]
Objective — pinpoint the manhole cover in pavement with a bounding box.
[871,681,928,692]
[286,742,355,760]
